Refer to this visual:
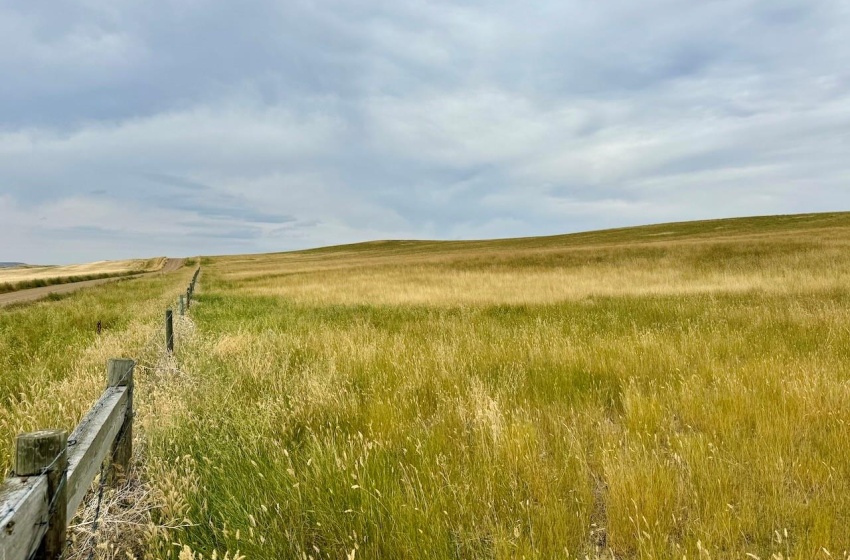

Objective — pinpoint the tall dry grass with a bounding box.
[0,257,167,293]
[139,213,850,558]
[0,268,193,475]
[4,213,850,559]
[0,268,205,560]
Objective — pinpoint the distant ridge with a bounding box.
[0,262,25,268]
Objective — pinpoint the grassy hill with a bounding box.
[213,211,850,306]
[2,212,849,559]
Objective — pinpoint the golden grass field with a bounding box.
[0,257,168,295]
[2,213,850,559]
[0,257,166,284]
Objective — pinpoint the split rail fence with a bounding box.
[0,267,200,559]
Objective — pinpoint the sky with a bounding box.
[1,0,848,264]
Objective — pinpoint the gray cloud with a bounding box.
[0,0,848,263]
[139,172,297,224]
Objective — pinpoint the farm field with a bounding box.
[0,257,171,295]
[3,213,850,558]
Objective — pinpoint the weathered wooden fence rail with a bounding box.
[0,266,200,560]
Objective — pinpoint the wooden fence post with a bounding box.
[107,359,134,479]
[179,295,185,316]
[16,430,68,560]
[165,309,174,353]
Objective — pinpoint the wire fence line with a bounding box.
[0,267,201,560]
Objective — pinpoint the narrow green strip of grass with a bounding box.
[0,271,139,295]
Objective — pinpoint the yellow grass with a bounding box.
[4,213,850,559]
[0,269,191,477]
[220,225,850,306]
[0,268,203,559]
[135,212,850,558]
[0,257,166,284]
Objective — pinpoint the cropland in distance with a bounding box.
[0,257,168,287]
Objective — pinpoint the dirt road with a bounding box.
[0,258,187,308]
[159,257,186,273]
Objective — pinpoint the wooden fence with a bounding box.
[0,267,200,559]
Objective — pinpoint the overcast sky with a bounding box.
[1,0,848,263]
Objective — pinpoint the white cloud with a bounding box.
[0,0,848,262]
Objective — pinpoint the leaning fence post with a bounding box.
[107,358,135,480]
[179,295,185,316]
[16,430,68,559]
[165,309,174,353]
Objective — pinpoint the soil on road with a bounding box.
[159,258,186,274]
[0,258,187,308]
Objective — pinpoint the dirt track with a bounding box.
[0,258,187,308]
[159,257,185,273]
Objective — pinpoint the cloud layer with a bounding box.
[1,0,848,262]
